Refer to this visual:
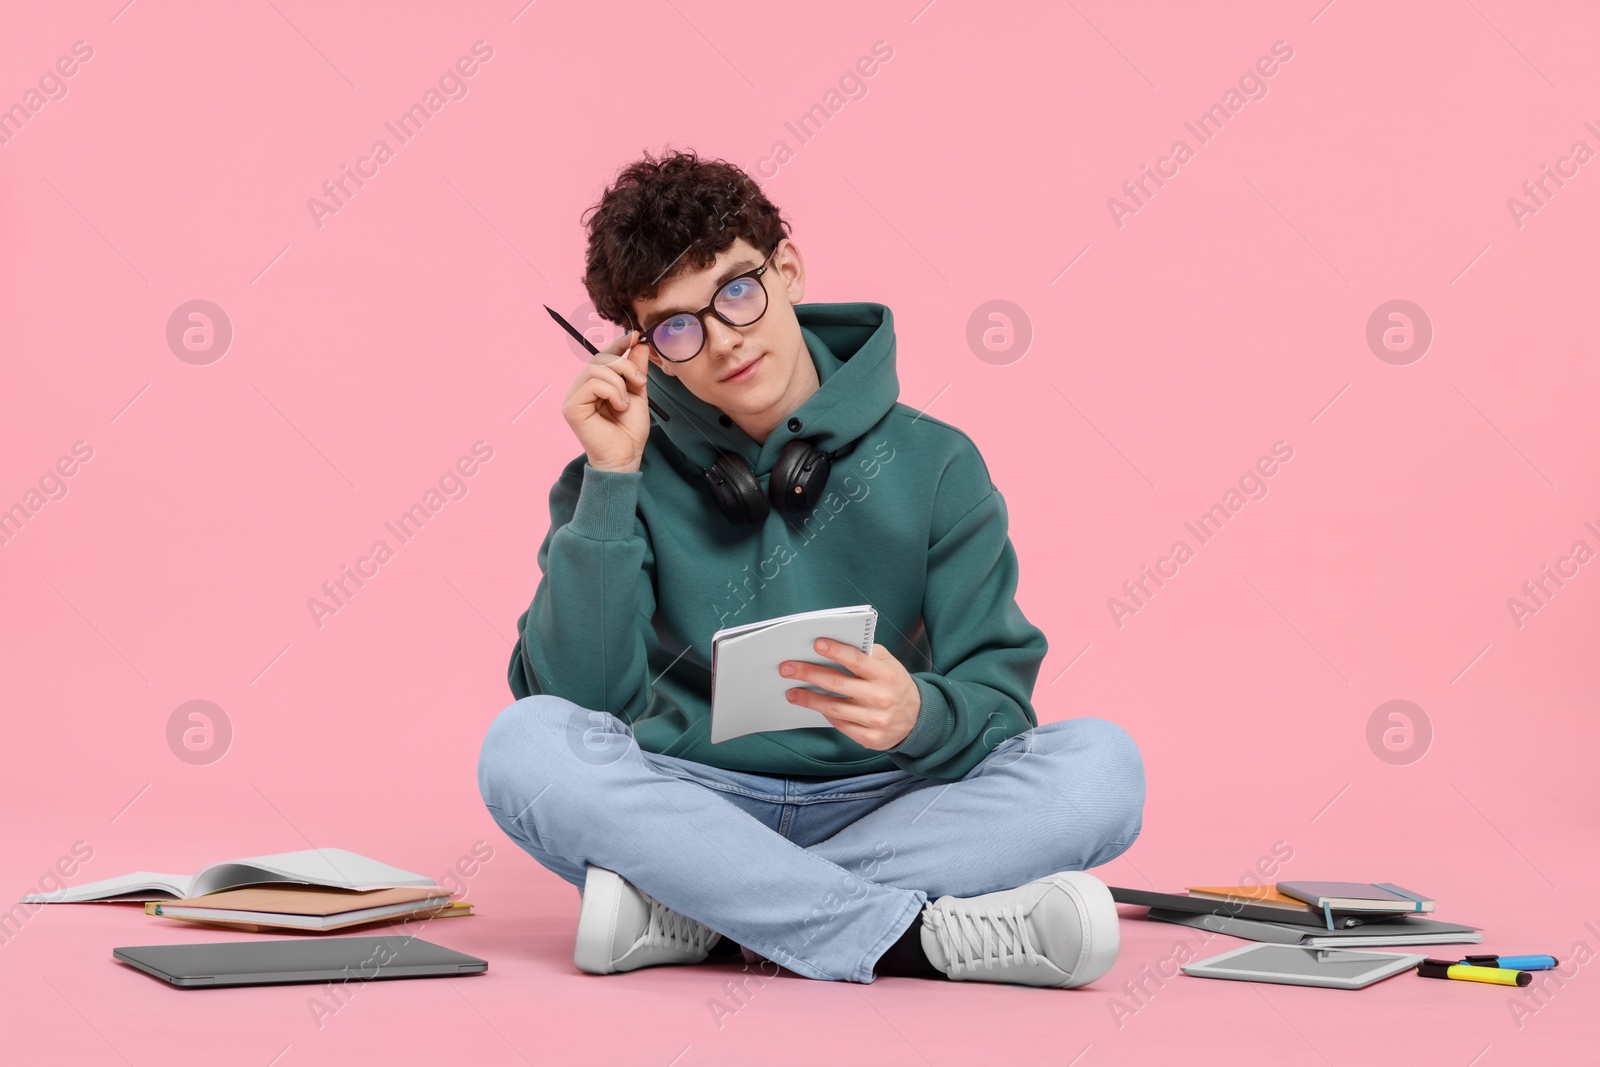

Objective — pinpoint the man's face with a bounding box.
[631,237,807,420]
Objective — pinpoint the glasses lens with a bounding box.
[715,272,767,326]
[652,314,704,362]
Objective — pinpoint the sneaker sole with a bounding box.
[1043,871,1120,988]
[573,865,628,975]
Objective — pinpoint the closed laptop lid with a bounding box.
[114,935,486,987]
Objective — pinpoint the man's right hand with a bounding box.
[561,329,652,474]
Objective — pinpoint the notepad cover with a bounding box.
[710,605,877,743]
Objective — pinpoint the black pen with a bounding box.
[543,305,669,422]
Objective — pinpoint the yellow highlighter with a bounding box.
[1417,959,1531,986]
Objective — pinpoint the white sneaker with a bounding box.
[919,871,1120,988]
[573,865,722,975]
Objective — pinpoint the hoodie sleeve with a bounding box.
[887,474,1048,780]
[507,460,658,720]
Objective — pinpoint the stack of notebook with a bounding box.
[20,847,473,935]
[1111,881,1482,947]
[145,886,468,934]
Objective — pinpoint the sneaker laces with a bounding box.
[641,895,719,954]
[926,901,1043,976]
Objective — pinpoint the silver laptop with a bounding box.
[114,935,487,988]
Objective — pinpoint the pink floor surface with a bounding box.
[5,805,1596,1065]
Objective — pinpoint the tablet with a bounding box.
[1181,944,1424,989]
[113,935,487,988]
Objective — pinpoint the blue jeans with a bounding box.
[477,694,1145,983]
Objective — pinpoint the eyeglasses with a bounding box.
[632,244,781,363]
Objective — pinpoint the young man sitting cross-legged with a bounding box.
[477,148,1145,987]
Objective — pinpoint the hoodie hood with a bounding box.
[644,301,900,475]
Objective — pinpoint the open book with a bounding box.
[710,604,877,743]
[20,848,435,904]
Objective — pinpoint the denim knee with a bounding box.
[1077,717,1145,858]
[476,694,605,808]
[1034,716,1146,867]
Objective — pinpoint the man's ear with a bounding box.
[774,238,805,306]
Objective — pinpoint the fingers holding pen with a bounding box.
[593,331,648,388]
[560,324,652,473]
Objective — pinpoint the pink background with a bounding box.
[3,1,1596,1063]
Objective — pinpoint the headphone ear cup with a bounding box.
[770,439,831,514]
[703,453,769,524]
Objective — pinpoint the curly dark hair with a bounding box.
[581,147,792,330]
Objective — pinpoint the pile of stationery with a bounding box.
[1112,880,1567,992]
[20,848,472,935]
[1110,880,1482,946]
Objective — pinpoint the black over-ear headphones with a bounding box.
[701,438,860,525]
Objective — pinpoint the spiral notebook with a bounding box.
[709,604,877,743]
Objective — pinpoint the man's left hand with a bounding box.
[780,640,920,750]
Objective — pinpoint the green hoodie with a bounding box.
[509,301,1047,780]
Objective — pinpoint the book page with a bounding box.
[712,603,873,643]
[20,872,191,903]
[191,849,434,896]
[20,849,434,903]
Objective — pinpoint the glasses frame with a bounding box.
[631,242,783,364]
